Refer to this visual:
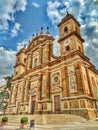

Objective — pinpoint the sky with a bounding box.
[0,0,98,86]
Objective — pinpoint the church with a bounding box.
[6,12,98,119]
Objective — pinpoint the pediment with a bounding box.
[28,35,48,49]
[51,86,62,93]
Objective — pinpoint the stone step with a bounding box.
[0,114,86,125]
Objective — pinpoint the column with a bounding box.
[8,91,12,105]
[39,46,42,65]
[50,42,53,58]
[75,63,83,94]
[46,43,50,62]
[46,71,50,99]
[28,79,31,114]
[26,78,30,102]
[61,66,68,97]
[37,73,42,101]
[27,54,32,70]
[30,54,32,68]
[22,79,26,102]
[79,63,86,95]
[85,67,94,97]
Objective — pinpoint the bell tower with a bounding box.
[14,46,27,77]
[58,11,84,56]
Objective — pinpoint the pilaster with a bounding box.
[46,43,50,62]
[79,63,86,95]
[61,66,68,97]
[65,66,70,97]
[85,67,94,97]
[37,73,42,101]
[39,46,42,65]
[46,71,50,99]
[75,63,84,94]
[22,80,26,102]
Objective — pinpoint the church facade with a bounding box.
[7,13,98,119]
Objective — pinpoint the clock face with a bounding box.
[64,39,71,46]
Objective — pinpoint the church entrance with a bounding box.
[16,101,19,114]
[31,96,36,114]
[54,95,61,114]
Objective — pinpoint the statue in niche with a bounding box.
[43,47,47,62]
[32,89,37,95]
[70,75,77,92]
[42,81,46,97]
[11,95,15,103]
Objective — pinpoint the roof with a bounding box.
[16,46,27,56]
[58,12,80,27]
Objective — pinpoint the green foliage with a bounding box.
[4,75,13,90]
[0,91,8,111]
[0,92,4,99]
[20,117,28,124]
[2,116,8,122]
[0,104,4,110]
[0,91,9,99]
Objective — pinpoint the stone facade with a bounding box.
[6,13,98,119]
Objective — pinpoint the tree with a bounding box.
[0,90,9,114]
[4,75,13,90]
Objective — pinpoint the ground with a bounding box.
[0,120,98,130]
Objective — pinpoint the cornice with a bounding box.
[27,35,55,52]
[12,50,98,81]
[14,63,25,68]
[58,31,84,43]
[58,14,80,27]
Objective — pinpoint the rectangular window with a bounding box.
[24,58,26,63]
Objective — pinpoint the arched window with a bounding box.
[91,77,96,86]
[24,58,26,63]
[79,46,81,52]
[64,26,68,32]
[34,58,38,67]
[66,46,70,51]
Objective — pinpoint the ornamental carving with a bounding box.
[42,46,47,63]
[69,75,77,93]
[42,75,46,98]
[68,65,74,76]
[52,71,60,87]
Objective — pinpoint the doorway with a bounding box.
[16,101,19,114]
[31,96,36,114]
[54,95,61,114]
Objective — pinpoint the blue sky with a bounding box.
[0,0,98,86]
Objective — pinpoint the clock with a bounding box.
[64,39,71,46]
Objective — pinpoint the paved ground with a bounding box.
[0,120,98,130]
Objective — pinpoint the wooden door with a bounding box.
[54,95,60,114]
[32,101,35,114]
[31,96,36,114]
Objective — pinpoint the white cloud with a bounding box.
[47,1,62,24]
[17,41,28,51]
[11,22,21,37]
[47,0,98,69]
[0,0,27,31]
[15,0,27,12]
[0,40,28,87]
[0,78,6,87]
[0,47,16,85]
[32,2,40,8]
[53,36,60,56]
